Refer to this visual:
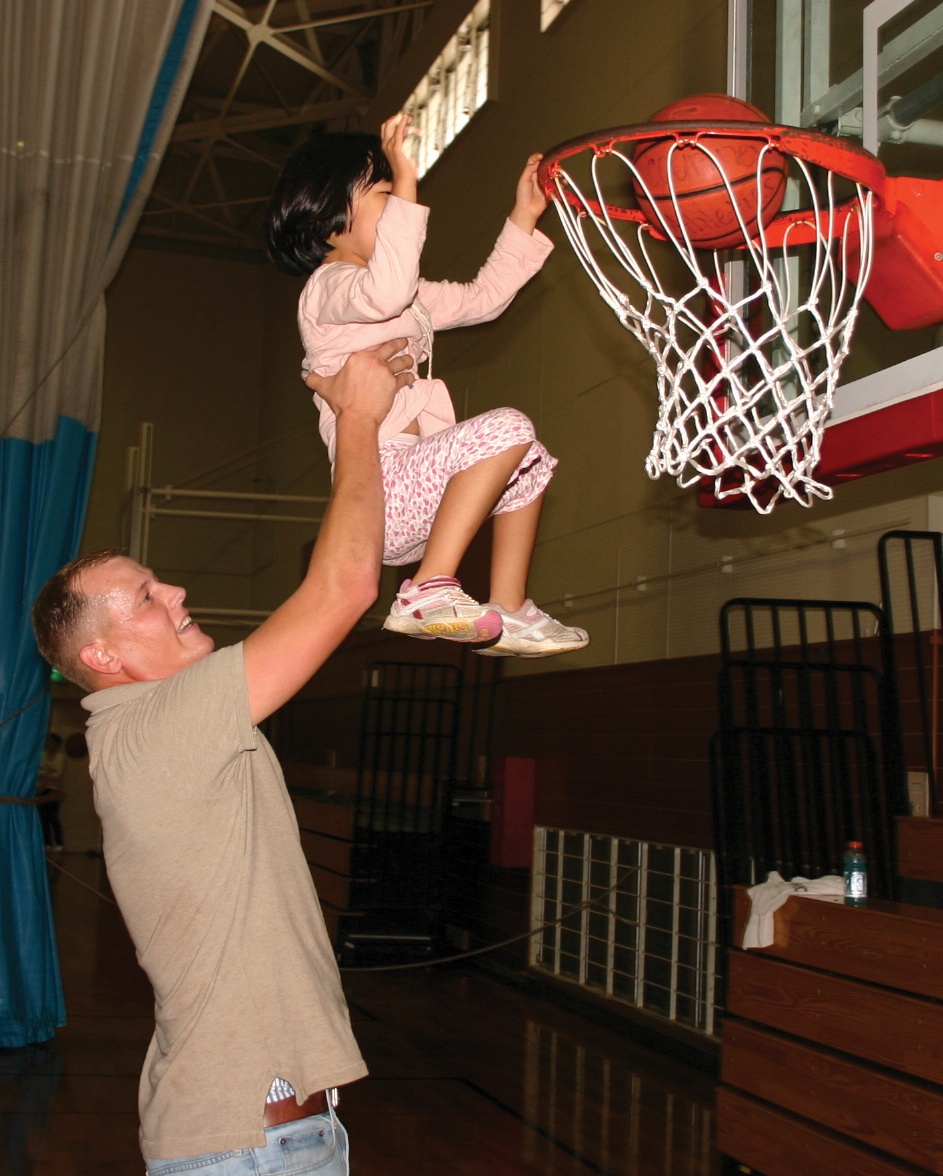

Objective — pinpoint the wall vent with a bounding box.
[531,828,720,1036]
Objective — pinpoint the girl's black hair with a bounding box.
[265,132,393,276]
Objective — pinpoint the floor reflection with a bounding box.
[522,1023,714,1174]
[0,1044,64,1176]
[3,855,722,1174]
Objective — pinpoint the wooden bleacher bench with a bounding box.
[717,884,943,1175]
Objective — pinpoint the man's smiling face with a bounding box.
[78,556,214,685]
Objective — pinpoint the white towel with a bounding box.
[741,870,846,949]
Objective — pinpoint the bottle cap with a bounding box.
[847,840,864,850]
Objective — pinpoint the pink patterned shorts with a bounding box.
[380,407,557,566]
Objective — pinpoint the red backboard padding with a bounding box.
[850,176,943,331]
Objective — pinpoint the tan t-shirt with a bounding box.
[82,643,367,1159]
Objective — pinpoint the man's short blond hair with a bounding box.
[32,550,121,690]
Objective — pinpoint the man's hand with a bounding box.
[305,337,414,423]
[509,153,548,234]
[246,340,414,726]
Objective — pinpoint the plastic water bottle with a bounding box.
[843,840,868,906]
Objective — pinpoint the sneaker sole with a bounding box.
[383,615,502,642]
[474,636,589,658]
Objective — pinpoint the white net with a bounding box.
[545,135,877,512]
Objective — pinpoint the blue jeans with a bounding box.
[143,1108,349,1175]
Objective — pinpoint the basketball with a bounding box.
[631,94,788,249]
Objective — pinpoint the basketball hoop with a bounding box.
[538,118,886,512]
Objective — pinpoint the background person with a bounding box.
[36,733,66,853]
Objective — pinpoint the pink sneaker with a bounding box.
[382,577,503,643]
[474,600,589,657]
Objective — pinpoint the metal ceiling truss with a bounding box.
[137,0,435,254]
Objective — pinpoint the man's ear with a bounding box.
[78,642,122,679]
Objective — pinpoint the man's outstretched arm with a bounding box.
[243,340,412,725]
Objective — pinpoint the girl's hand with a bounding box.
[508,153,548,234]
[380,113,418,202]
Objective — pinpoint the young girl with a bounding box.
[266,114,588,658]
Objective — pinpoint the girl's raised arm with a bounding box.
[380,113,418,204]
[416,152,553,332]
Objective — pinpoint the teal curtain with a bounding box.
[0,420,96,1045]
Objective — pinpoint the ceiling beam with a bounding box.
[172,96,366,141]
[272,1,434,34]
[212,0,367,95]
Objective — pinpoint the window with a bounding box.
[403,1,490,179]
[541,0,573,30]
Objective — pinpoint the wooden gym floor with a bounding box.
[2,854,723,1175]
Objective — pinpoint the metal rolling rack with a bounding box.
[340,660,461,963]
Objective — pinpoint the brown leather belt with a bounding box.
[263,1089,330,1128]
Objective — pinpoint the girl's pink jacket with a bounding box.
[298,195,553,465]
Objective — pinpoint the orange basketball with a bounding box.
[631,94,788,249]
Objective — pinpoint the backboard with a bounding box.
[729,0,943,490]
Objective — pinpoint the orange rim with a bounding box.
[538,121,887,245]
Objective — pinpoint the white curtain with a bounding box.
[0,0,213,1048]
[1,0,214,443]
